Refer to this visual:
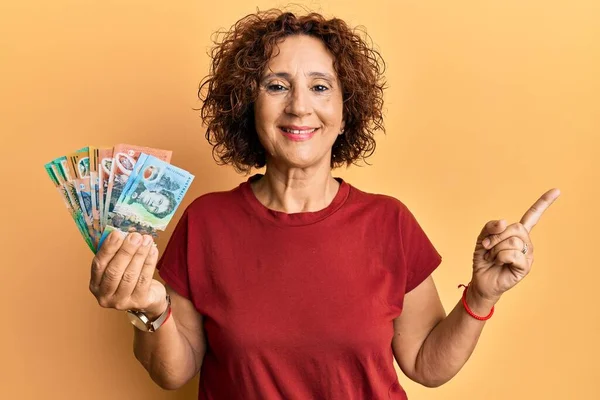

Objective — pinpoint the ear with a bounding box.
[339,121,345,135]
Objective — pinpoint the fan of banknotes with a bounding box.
[44,144,195,253]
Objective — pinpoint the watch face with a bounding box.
[127,311,150,331]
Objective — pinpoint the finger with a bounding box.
[482,222,531,250]
[520,188,561,232]
[484,236,526,262]
[477,219,508,244]
[113,235,154,300]
[493,249,530,274]
[131,242,159,306]
[98,232,144,297]
[90,230,125,293]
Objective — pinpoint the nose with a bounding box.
[284,86,312,117]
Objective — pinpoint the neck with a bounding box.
[251,161,340,213]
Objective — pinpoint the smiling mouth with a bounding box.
[280,127,318,135]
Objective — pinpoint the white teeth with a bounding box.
[281,128,317,134]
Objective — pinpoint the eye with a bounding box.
[266,84,287,92]
[312,85,329,92]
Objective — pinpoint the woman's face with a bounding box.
[254,34,344,170]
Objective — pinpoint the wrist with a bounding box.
[140,297,169,321]
[465,284,498,316]
[127,295,172,333]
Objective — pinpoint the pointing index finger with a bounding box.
[520,188,561,232]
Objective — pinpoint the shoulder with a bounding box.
[348,183,412,217]
[189,188,239,208]
[178,182,248,222]
[185,185,241,211]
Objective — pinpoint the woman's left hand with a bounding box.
[469,188,561,305]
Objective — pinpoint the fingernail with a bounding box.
[129,233,142,245]
[107,231,117,244]
[150,246,158,256]
[482,238,491,248]
[142,235,152,246]
[109,231,121,244]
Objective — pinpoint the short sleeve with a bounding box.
[399,207,442,293]
[157,210,192,300]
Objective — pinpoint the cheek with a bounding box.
[254,97,281,146]
[315,92,344,121]
[254,95,280,122]
[318,103,344,127]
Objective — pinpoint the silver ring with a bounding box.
[522,242,528,255]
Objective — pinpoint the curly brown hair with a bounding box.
[198,8,386,173]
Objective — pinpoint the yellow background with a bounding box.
[1,0,598,399]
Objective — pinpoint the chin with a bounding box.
[278,154,327,169]
[280,159,313,169]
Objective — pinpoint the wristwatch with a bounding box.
[126,295,172,332]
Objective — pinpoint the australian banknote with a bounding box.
[65,147,100,247]
[97,147,113,230]
[99,154,194,248]
[44,159,95,252]
[103,144,172,229]
[46,145,190,254]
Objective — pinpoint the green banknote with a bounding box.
[44,158,95,252]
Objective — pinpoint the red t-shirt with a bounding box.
[157,174,442,399]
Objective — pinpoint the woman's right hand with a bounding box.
[89,231,167,319]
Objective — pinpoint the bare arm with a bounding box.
[133,284,207,390]
[90,231,206,390]
[392,190,559,388]
[392,276,495,388]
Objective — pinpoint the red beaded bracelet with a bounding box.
[458,283,494,321]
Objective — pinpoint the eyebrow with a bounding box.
[261,71,336,82]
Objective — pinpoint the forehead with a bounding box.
[265,35,336,75]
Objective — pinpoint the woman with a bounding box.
[88,9,560,399]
